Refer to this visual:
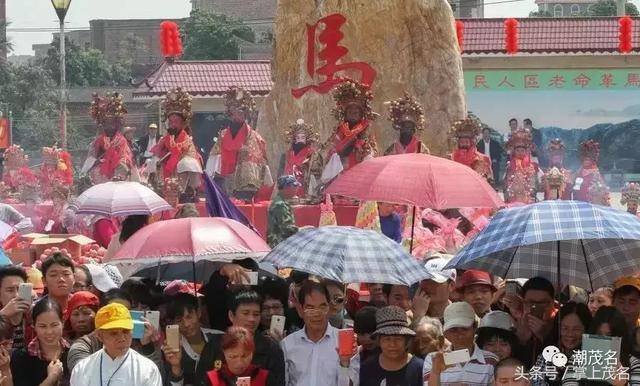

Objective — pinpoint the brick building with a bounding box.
[535,0,597,17]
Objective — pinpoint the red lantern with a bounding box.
[619,16,633,54]
[160,21,183,58]
[504,18,519,55]
[455,20,464,53]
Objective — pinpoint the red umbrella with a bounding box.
[326,153,504,209]
[107,217,270,267]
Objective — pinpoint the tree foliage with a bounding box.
[182,10,255,60]
[0,21,12,54]
[585,0,639,16]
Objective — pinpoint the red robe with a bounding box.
[330,120,376,170]
[284,145,315,196]
[573,167,603,202]
[452,148,493,182]
[151,129,202,179]
[93,132,133,180]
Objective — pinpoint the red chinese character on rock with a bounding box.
[291,14,377,98]
[474,75,489,89]
[548,75,566,88]
[600,73,616,88]
[498,76,515,88]
[573,73,591,88]
[524,75,540,89]
[625,73,640,87]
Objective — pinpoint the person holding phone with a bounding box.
[10,298,69,386]
[423,302,497,386]
[0,266,32,350]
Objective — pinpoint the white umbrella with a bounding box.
[70,181,172,217]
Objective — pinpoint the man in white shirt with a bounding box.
[281,280,351,386]
[70,302,162,386]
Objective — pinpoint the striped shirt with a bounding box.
[423,344,498,386]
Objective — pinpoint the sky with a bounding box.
[6,0,640,55]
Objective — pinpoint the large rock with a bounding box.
[258,0,465,172]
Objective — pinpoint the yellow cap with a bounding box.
[614,276,640,293]
[95,303,133,331]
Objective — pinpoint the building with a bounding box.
[53,30,92,51]
[451,0,485,18]
[535,0,597,17]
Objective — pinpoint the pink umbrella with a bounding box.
[107,217,270,267]
[326,153,504,209]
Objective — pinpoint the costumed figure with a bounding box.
[206,87,271,201]
[542,139,573,200]
[38,146,73,201]
[151,87,203,202]
[41,181,72,233]
[84,92,135,183]
[504,128,539,204]
[588,180,611,207]
[449,116,493,183]
[321,80,378,183]
[2,145,34,194]
[573,139,605,203]
[278,119,321,198]
[621,182,640,215]
[267,175,300,248]
[384,92,429,155]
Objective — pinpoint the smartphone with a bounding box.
[444,349,471,366]
[145,311,160,331]
[166,324,180,350]
[338,328,355,357]
[529,304,545,319]
[270,315,286,336]
[242,271,259,286]
[18,283,33,302]
[130,311,145,340]
[237,377,251,386]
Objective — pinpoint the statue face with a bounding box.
[104,117,121,137]
[294,132,307,144]
[550,154,564,166]
[399,121,416,134]
[582,158,595,169]
[628,202,638,215]
[457,137,472,149]
[168,114,185,130]
[345,105,364,124]
[229,108,246,124]
[514,147,527,159]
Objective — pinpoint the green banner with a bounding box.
[465,69,640,91]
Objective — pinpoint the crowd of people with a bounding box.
[0,248,636,385]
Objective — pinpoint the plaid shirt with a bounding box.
[27,337,70,359]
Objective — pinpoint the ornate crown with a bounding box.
[385,92,425,131]
[621,182,640,205]
[449,115,482,139]
[543,167,566,188]
[42,146,61,166]
[90,92,127,125]
[506,128,533,152]
[284,119,319,145]
[163,87,193,123]
[4,145,28,168]
[505,170,536,204]
[546,138,565,156]
[580,139,600,162]
[224,86,256,114]
[589,180,610,206]
[332,80,376,121]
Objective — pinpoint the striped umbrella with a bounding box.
[265,226,431,285]
[70,181,172,217]
[445,200,640,290]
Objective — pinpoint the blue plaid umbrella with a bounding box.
[445,200,640,290]
[265,226,430,285]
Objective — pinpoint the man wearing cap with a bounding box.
[458,270,496,318]
[423,302,497,386]
[613,276,640,328]
[70,303,162,386]
[267,175,300,248]
[420,256,457,321]
[356,306,424,386]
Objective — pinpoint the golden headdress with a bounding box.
[621,182,640,205]
[543,167,567,190]
[506,128,533,152]
[284,119,319,145]
[162,87,193,123]
[90,92,127,126]
[385,92,425,131]
[4,145,28,169]
[224,86,256,115]
[42,146,61,167]
[546,138,565,157]
[580,139,600,162]
[449,115,482,139]
[332,80,376,121]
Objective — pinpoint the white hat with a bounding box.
[479,311,515,331]
[443,301,478,331]
[85,264,118,293]
[424,255,457,284]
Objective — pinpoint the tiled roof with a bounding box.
[461,17,640,54]
[133,60,273,98]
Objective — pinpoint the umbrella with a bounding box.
[130,260,279,283]
[106,217,270,271]
[264,226,431,285]
[445,200,640,290]
[202,172,259,234]
[0,249,11,266]
[70,181,172,217]
[326,153,503,209]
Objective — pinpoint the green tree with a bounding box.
[529,10,553,17]
[0,21,12,55]
[585,0,639,15]
[182,10,255,60]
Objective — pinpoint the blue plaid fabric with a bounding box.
[264,226,431,285]
[445,200,640,290]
